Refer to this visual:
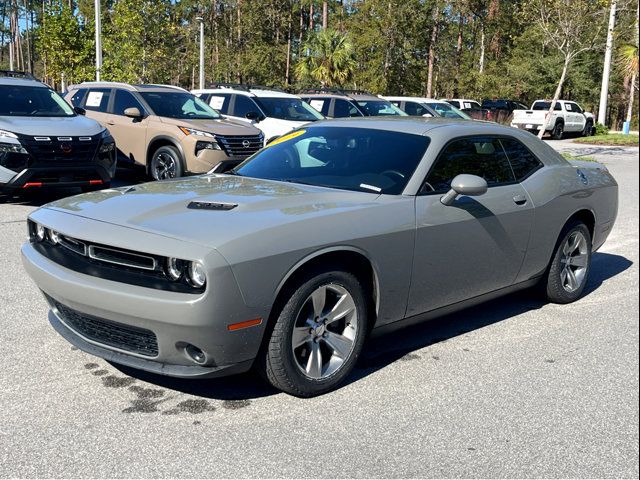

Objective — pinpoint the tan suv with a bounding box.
[65,82,264,180]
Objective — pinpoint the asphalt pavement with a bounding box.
[0,143,637,478]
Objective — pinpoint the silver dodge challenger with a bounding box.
[22,118,618,397]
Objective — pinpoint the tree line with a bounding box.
[0,0,638,128]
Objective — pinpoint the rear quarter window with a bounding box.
[84,89,112,112]
[499,137,543,181]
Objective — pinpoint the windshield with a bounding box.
[139,91,221,119]
[0,85,75,117]
[232,127,429,195]
[255,97,324,121]
[356,100,407,116]
[425,102,471,119]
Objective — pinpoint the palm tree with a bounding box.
[295,28,356,87]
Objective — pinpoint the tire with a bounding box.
[551,121,564,140]
[582,121,593,137]
[150,145,183,181]
[542,221,592,304]
[262,269,368,397]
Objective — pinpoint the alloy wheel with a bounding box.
[560,231,589,292]
[291,284,359,379]
[153,152,177,180]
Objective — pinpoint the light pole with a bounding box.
[95,0,103,81]
[597,0,617,126]
[196,16,205,89]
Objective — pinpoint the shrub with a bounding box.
[594,123,609,136]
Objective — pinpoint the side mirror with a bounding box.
[422,113,433,118]
[124,107,142,119]
[440,174,488,206]
[245,111,263,122]
[74,106,86,115]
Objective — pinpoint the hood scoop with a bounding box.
[187,201,238,211]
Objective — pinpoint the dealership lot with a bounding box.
[0,143,637,478]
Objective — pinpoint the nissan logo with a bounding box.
[242,140,251,148]
[60,143,73,154]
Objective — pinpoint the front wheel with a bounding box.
[542,221,592,304]
[262,269,368,397]
[150,145,183,181]
[582,121,593,137]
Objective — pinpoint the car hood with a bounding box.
[159,116,262,136]
[44,175,380,249]
[0,115,105,137]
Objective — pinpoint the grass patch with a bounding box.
[573,133,639,146]
[561,152,599,163]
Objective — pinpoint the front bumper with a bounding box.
[1,164,114,192]
[21,227,268,379]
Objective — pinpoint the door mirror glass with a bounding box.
[440,174,488,206]
[124,107,142,118]
[73,106,86,115]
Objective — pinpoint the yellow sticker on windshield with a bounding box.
[266,129,306,147]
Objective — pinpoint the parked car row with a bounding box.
[1,69,595,194]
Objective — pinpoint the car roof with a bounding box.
[384,96,448,104]
[0,71,50,88]
[300,92,382,101]
[192,87,301,99]
[68,82,188,93]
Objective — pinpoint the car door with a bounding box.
[407,135,534,317]
[568,102,586,132]
[104,89,148,165]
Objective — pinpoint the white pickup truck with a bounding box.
[511,100,594,139]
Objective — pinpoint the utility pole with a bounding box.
[597,0,617,126]
[95,0,102,81]
[197,16,205,89]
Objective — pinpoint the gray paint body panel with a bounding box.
[22,118,619,378]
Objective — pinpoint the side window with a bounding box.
[403,101,430,116]
[565,102,573,112]
[554,102,562,111]
[333,99,361,117]
[232,95,260,118]
[112,89,144,116]
[69,88,87,107]
[448,100,460,108]
[84,88,112,113]
[424,136,515,193]
[306,98,330,116]
[499,138,543,181]
[570,102,583,114]
[208,94,231,113]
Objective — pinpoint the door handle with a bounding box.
[513,195,527,206]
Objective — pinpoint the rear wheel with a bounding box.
[551,121,564,140]
[262,269,367,397]
[542,221,592,304]
[150,145,183,180]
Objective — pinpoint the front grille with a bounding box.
[19,135,100,166]
[216,134,263,157]
[52,299,159,357]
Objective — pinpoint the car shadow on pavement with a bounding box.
[111,251,632,400]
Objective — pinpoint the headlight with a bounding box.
[187,262,207,288]
[0,143,27,154]
[195,140,222,154]
[35,223,46,242]
[0,129,18,139]
[165,257,185,281]
[49,230,61,245]
[179,126,216,138]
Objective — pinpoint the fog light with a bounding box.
[185,344,207,364]
[49,230,61,245]
[35,224,46,242]
[165,258,184,281]
[187,262,206,288]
